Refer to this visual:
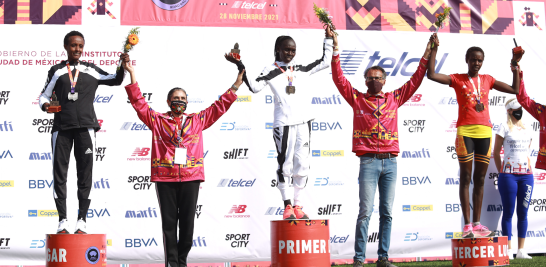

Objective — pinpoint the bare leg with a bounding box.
[459,161,474,225]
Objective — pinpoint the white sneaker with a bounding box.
[74,219,87,234]
[508,249,515,260]
[516,249,532,259]
[57,219,70,234]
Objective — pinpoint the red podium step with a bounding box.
[46,234,107,266]
[271,220,330,267]
[451,236,509,267]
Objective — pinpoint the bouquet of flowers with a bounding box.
[313,3,338,36]
[434,7,452,32]
[117,27,140,70]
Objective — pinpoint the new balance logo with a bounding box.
[131,148,150,157]
[85,148,92,154]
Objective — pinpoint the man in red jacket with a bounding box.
[331,35,433,267]
[123,60,244,267]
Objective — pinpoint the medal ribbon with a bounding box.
[173,115,188,148]
[275,62,294,86]
[66,62,80,94]
[467,75,481,104]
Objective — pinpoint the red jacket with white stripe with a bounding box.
[125,82,237,182]
[516,72,546,170]
[331,54,428,155]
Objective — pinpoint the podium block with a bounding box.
[451,236,509,267]
[46,234,107,266]
[271,220,330,267]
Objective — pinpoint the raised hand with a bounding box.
[224,53,240,64]
[326,25,338,47]
[512,48,525,63]
[124,60,135,73]
[120,53,131,64]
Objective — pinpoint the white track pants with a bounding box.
[273,121,311,206]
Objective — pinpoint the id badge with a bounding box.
[68,92,78,101]
[174,148,187,165]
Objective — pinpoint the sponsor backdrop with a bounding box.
[1,0,546,264]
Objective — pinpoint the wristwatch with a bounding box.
[231,84,239,91]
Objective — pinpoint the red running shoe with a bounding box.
[283,205,296,220]
[294,205,309,219]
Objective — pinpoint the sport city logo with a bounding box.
[314,177,344,186]
[311,95,342,105]
[401,148,430,158]
[151,0,189,11]
[127,93,152,104]
[402,205,433,212]
[217,178,256,187]
[312,150,344,157]
[195,205,203,219]
[128,176,153,190]
[0,91,9,105]
[29,152,51,160]
[0,121,13,131]
[32,119,53,133]
[402,176,431,185]
[311,122,342,131]
[128,147,150,161]
[530,199,546,212]
[445,232,463,239]
[220,122,251,131]
[0,180,14,187]
[85,246,100,264]
[95,147,106,161]
[225,234,250,248]
[120,122,150,131]
[317,204,342,215]
[403,119,425,133]
[223,148,249,159]
[0,150,13,159]
[125,208,157,218]
[125,238,158,247]
[225,205,250,218]
[28,210,58,217]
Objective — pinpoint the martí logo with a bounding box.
[152,0,190,11]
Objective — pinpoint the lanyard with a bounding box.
[467,75,481,103]
[275,62,294,86]
[66,62,80,94]
[173,115,188,148]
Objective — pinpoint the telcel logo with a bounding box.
[94,94,113,103]
[330,235,349,244]
[0,180,14,187]
[364,51,448,76]
[402,205,433,212]
[28,210,58,217]
[120,122,150,131]
[312,150,344,157]
[232,1,267,9]
[217,179,256,187]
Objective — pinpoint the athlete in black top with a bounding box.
[38,30,130,234]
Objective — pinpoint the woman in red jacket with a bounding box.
[427,33,522,238]
[123,60,244,267]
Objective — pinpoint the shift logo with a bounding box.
[311,95,342,105]
[94,94,114,103]
[489,96,506,106]
[404,232,432,241]
[318,204,342,215]
[120,122,150,131]
[401,148,430,158]
[438,97,458,105]
[225,205,250,218]
[403,205,433,212]
[93,178,110,189]
[128,176,153,190]
[314,177,344,186]
[402,176,431,185]
[487,204,503,212]
[223,148,249,159]
[403,120,425,133]
[192,236,207,247]
[127,93,152,103]
[530,199,546,212]
[330,235,349,243]
[265,207,284,215]
[445,232,463,239]
[0,238,10,249]
[196,205,202,219]
[0,180,14,187]
[311,122,342,131]
[312,150,344,157]
[0,150,13,159]
[81,208,111,218]
[217,178,256,187]
[220,122,251,131]
[32,119,53,133]
[29,152,51,160]
[125,207,158,218]
[368,232,379,243]
[225,234,250,248]
[128,148,151,161]
[95,147,106,161]
[125,238,158,247]
[231,1,267,9]
[30,239,46,248]
[0,91,10,105]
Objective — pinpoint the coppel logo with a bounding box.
[28,210,58,217]
[445,232,463,239]
[266,123,273,129]
[0,180,14,187]
[403,205,433,212]
[313,150,344,157]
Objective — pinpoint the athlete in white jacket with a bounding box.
[226,26,335,219]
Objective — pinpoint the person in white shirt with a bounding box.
[493,98,534,260]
